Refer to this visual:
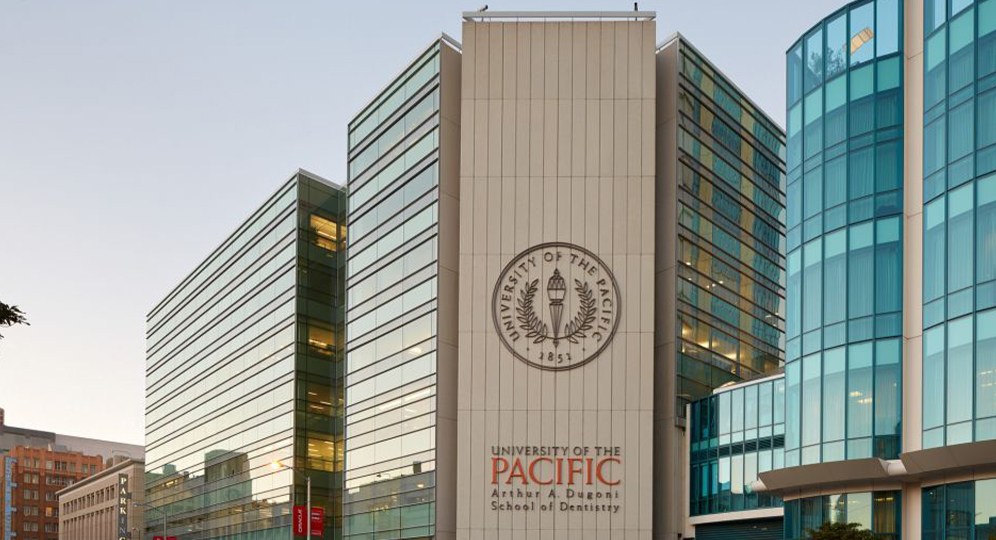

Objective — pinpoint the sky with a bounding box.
[0,0,844,445]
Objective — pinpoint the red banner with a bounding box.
[293,505,307,535]
[310,506,325,536]
[293,505,325,536]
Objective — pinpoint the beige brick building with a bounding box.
[58,459,144,540]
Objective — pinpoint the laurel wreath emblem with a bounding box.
[516,278,597,347]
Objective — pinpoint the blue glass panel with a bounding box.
[805,28,824,92]
[825,155,847,209]
[952,0,973,16]
[875,217,902,314]
[849,146,875,200]
[824,230,847,324]
[848,342,874,440]
[977,480,996,536]
[850,2,876,66]
[925,0,947,35]
[947,316,974,425]
[786,361,801,451]
[949,10,976,92]
[788,249,802,338]
[805,167,824,218]
[924,197,947,302]
[877,0,901,56]
[977,310,996,422]
[979,173,996,283]
[923,326,945,429]
[925,116,947,175]
[802,354,823,448]
[823,347,846,443]
[948,101,975,162]
[878,56,902,91]
[804,239,823,332]
[826,14,848,78]
[876,140,902,193]
[849,222,875,318]
[979,89,996,149]
[789,43,804,105]
[948,184,975,292]
[925,29,947,109]
[874,338,901,457]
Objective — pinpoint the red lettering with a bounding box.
[595,457,621,486]
[585,458,593,485]
[491,457,508,484]
[567,458,585,485]
[528,457,553,485]
[506,458,528,485]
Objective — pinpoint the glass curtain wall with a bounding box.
[784,0,904,468]
[144,173,345,540]
[343,43,442,540]
[922,479,996,538]
[689,377,786,516]
[675,40,787,413]
[921,0,996,449]
[296,176,348,538]
[783,491,901,540]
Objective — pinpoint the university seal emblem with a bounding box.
[492,242,621,371]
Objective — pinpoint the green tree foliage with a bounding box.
[806,522,877,540]
[0,301,29,339]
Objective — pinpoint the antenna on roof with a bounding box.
[477,4,488,11]
[634,2,639,10]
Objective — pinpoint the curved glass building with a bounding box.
[784,0,905,469]
[686,1,996,538]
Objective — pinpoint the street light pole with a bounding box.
[306,474,311,540]
[134,502,167,540]
[272,460,311,539]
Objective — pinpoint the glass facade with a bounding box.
[144,173,346,540]
[675,40,787,413]
[921,0,996,449]
[783,491,901,539]
[784,0,905,468]
[922,478,996,538]
[689,376,785,516]
[343,42,444,540]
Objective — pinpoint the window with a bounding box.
[824,230,847,324]
[924,198,946,302]
[826,14,848,78]
[876,0,900,56]
[823,347,846,447]
[947,316,974,443]
[948,185,974,292]
[805,28,824,92]
[848,223,874,320]
[980,174,996,285]
[850,2,875,66]
[875,218,902,314]
[977,310,996,430]
[948,9,975,93]
[848,342,874,457]
[803,239,823,332]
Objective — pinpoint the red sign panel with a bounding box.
[293,505,325,536]
[310,506,325,536]
[293,505,307,535]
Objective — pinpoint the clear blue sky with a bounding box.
[0,0,844,445]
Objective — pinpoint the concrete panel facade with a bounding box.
[456,18,656,540]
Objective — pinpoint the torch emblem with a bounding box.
[491,242,621,371]
[547,269,566,338]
